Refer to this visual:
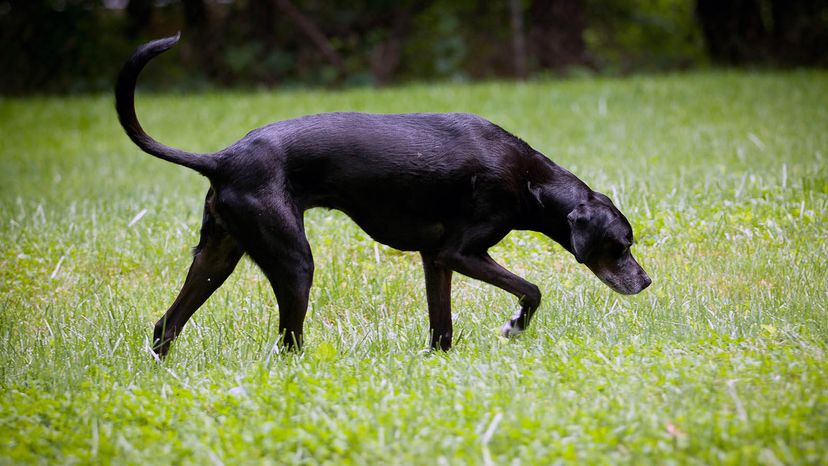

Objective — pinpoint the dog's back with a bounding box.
[214,112,538,250]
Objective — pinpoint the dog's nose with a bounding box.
[640,274,652,290]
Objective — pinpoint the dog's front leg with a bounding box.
[421,252,454,350]
[436,251,541,338]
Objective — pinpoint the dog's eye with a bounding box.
[617,243,631,256]
[608,243,626,256]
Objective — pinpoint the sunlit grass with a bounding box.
[1,71,827,464]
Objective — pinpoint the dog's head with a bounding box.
[567,194,651,295]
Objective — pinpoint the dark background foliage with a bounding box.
[1,0,826,94]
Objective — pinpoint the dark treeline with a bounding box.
[1,0,826,94]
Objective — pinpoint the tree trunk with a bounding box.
[274,0,347,78]
[181,0,218,78]
[696,0,768,65]
[125,0,152,39]
[529,0,591,70]
[770,0,828,65]
[370,5,420,86]
[510,0,528,79]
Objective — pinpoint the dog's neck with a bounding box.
[521,152,592,251]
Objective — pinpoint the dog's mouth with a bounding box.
[595,272,651,295]
[586,256,651,295]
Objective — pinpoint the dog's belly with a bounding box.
[318,197,452,251]
[299,170,477,251]
[347,211,447,251]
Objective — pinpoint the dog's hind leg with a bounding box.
[253,236,314,352]
[153,190,243,357]
[221,196,314,352]
[421,252,454,350]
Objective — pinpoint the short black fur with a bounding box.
[116,35,651,356]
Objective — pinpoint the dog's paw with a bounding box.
[500,321,524,338]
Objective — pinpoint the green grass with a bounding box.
[1,71,827,464]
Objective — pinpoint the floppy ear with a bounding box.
[568,203,597,263]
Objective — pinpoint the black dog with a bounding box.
[116,35,651,356]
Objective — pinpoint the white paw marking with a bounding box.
[501,322,524,338]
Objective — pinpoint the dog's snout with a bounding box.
[640,273,652,290]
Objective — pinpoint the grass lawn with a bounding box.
[1,71,827,464]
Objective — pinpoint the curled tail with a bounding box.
[115,33,218,176]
